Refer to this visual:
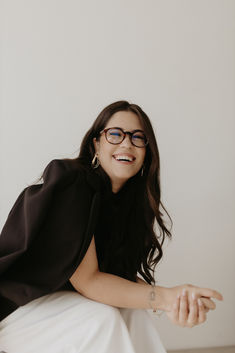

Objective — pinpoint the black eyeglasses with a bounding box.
[99,127,148,148]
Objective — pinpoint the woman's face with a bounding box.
[93,111,146,193]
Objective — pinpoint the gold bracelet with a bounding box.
[149,284,164,317]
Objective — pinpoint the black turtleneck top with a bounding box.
[94,173,146,282]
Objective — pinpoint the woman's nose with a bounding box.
[120,133,133,147]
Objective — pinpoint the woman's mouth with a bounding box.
[112,155,136,164]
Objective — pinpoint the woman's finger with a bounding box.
[200,297,216,310]
[179,289,188,325]
[171,295,180,323]
[197,298,207,324]
[187,293,198,327]
[194,287,223,301]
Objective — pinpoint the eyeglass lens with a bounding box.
[106,128,147,147]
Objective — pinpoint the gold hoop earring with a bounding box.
[91,153,100,169]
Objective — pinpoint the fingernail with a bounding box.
[192,292,196,300]
[177,294,180,299]
[182,289,187,296]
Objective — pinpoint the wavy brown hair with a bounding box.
[34,100,173,285]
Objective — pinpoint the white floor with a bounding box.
[168,346,235,353]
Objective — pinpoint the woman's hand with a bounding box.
[163,283,223,313]
[165,289,207,327]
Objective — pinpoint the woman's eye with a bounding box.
[110,132,121,137]
[133,135,144,140]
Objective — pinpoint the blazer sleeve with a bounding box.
[0,159,100,308]
[0,159,69,273]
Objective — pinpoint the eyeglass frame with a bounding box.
[99,127,149,148]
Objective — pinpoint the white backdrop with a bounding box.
[1,0,235,350]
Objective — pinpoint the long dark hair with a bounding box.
[34,100,173,285]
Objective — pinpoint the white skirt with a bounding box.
[0,291,167,353]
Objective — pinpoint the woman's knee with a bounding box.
[97,302,121,317]
[91,301,123,326]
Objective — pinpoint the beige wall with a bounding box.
[1,0,234,350]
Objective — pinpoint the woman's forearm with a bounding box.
[78,271,167,311]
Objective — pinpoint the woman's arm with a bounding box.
[70,235,222,313]
[77,271,167,311]
[70,235,167,311]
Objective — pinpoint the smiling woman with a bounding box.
[0,100,223,353]
[92,110,147,193]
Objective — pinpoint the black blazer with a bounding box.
[0,159,102,321]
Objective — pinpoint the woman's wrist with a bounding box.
[136,277,169,312]
[148,285,169,312]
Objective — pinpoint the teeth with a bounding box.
[114,155,134,162]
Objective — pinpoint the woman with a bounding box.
[0,100,223,353]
